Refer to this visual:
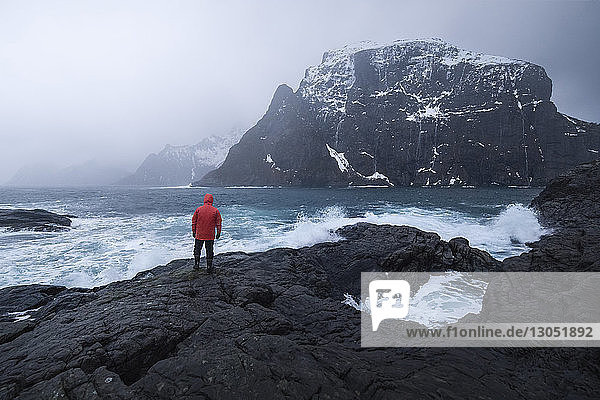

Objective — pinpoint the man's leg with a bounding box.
[193,239,204,269]
[205,240,214,272]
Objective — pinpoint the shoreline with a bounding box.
[0,201,545,290]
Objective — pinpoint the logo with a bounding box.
[369,280,411,331]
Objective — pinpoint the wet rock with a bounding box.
[0,209,74,232]
[503,160,600,272]
[530,160,600,227]
[0,224,597,398]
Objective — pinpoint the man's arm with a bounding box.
[192,209,197,237]
[215,209,222,239]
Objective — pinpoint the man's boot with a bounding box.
[206,259,214,273]
[194,256,200,270]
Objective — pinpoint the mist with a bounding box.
[1,0,598,182]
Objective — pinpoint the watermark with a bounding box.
[360,272,600,347]
[406,323,600,340]
[369,279,410,331]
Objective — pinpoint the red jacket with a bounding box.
[192,194,222,240]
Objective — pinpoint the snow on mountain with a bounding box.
[199,39,599,187]
[299,38,530,124]
[119,130,243,186]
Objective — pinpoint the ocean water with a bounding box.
[0,186,546,289]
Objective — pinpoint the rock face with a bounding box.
[0,209,73,232]
[197,39,599,187]
[503,160,600,272]
[2,159,600,400]
[530,160,600,227]
[120,133,242,186]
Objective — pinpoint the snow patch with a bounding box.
[299,38,529,122]
[562,114,587,133]
[358,171,394,186]
[6,307,40,322]
[326,144,351,173]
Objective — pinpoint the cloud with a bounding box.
[0,0,598,182]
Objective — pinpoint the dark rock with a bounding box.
[196,39,599,187]
[0,222,598,398]
[0,209,74,232]
[530,160,600,227]
[502,160,600,272]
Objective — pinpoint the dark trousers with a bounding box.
[194,239,214,264]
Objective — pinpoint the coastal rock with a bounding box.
[530,160,600,227]
[502,160,600,272]
[0,232,596,398]
[197,39,599,187]
[0,209,74,232]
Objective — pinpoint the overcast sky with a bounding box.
[0,0,598,182]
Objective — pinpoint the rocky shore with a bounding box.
[0,209,74,232]
[1,162,599,399]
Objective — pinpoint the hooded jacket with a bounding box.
[192,194,222,240]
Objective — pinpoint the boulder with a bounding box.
[0,209,74,232]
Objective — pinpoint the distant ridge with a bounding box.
[119,130,243,186]
[5,160,130,187]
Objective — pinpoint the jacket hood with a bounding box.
[203,193,213,205]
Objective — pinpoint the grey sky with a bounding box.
[1,0,599,182]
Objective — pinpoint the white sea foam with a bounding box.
[218,203,547,259]
[0,203,547,289]
[0,215,191,288]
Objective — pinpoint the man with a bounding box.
[192,193,222,272]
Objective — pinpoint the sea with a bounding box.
[0,186,547,291]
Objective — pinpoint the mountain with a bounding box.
[119,132,243,186]
[196,38,600,187]
[5,160,130,187]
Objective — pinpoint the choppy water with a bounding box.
[0,186,546,289]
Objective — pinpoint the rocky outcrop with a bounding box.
[530,160,600,227]
[120,132,242,186]
[0,209,73,232]
[197,39,599,187]
[502,160,600,272]
[0,228,597,399]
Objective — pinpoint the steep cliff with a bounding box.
[197,39,599,187]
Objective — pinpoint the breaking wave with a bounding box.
[219,203,548,258]
[0,202,547,289]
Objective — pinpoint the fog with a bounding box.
[1,0,598,182]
